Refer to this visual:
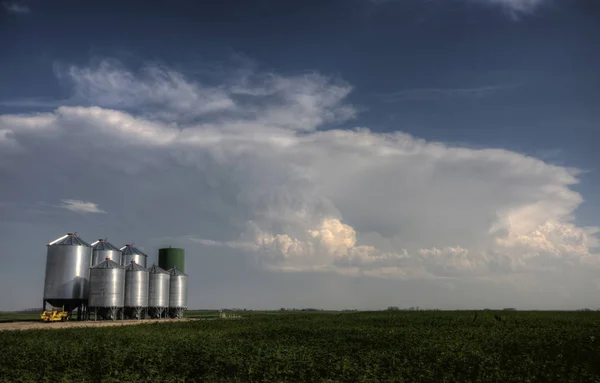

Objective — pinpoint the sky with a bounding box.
[1,0,599,311]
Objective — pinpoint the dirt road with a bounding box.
[0,318,195,332]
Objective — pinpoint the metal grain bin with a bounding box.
[168,267,188,318]
[120,244,148,268]
[123,261,149,319]
[158,247,185,273]
[148,264,170,318]
[88,259,125,320]
[43,233,92,315]
[91,239,122,266]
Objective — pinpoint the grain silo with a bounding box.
[120,244,148,268]
[168,267,188,319]
[43,233,92,320]
[123,261,149,319]
[147,264,170,319]
[91,239,122,266]
[159,247,185,273]
[88,259,125,320]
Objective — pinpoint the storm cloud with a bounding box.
[0,59,598,310]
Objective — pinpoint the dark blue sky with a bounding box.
[1,0,600,310]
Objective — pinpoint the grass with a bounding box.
[0,311,41,323]
[1,310,600,382]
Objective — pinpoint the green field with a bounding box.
[0,311,41,323]
[1,311,600,382]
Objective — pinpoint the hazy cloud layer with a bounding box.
[3,1,30,14]
[480,0,546,12]
[0,58,598,310]
[382,84,523,102]
[371,0,547,13]
[54,59,355,128]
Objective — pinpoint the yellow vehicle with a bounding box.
[40,306,69,322]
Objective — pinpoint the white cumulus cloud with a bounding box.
[58,199,107,214]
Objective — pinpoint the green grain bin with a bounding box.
[158,247,185,273]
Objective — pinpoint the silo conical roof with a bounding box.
[48,233,91,247]
[124,262,147,272]
[148,264,169,274]
[169,267,188,276]
[120,244,148,257]
[91,239,121,252]
[92,259,122,269]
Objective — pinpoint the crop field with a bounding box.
[0,311,41,323]
[1,311,600,382]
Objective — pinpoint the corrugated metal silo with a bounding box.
[91,239,122,266]
[120,244,148,268]
[88,259,125,320]
[123,261,149,319]
[43,233,92,318]
[168,267,188,319]
[147,264,170,319]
